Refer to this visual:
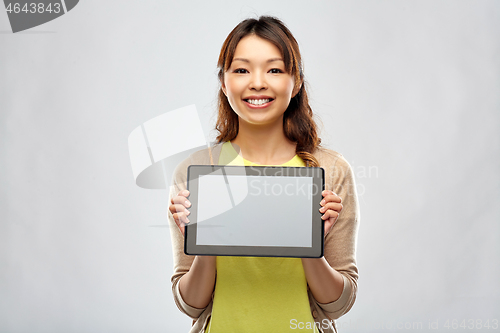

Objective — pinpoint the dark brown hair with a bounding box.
[215,16,321,167]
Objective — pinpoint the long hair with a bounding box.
[215,16,321,167]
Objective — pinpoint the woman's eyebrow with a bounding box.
[232,58,249,63]
[232,57,284,63]
[266,58,284,63]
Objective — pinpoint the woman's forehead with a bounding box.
[231,35,283,64]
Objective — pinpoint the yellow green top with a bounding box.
[205,142,319,332]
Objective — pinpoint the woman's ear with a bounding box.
[221,81,227,96]
[292,81,302,98]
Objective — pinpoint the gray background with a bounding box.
[1,0,499,332]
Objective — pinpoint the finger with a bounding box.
[319,202,343,214]
[169,203,191,216]
[321,209,340,221]
[173,219,185,237]
[322,190,339,198]
[322,190,335,196]
[171,196,192,208]
[320,194,342,205]
[170,190,190,203]
[178,224,185,236]
[323,217,337,236]
[172,210,190,224]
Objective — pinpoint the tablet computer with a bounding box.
[184,165,324,258]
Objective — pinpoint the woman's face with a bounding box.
[222,35,298,127]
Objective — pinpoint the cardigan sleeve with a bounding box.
[168,156,211,320]
[313,151,360,319]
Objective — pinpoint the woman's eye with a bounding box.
[233,68,248,74]
[269,68,283,74]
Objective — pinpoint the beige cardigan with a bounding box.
[167,143,360,333]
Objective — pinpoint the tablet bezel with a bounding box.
[184,165,324,258]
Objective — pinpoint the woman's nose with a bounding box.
[249,72,267,90]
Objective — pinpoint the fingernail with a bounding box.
[320,200,325,206]
[319,207,326,213]
[186,218,190,223]
[185,200,191,207]
[185,209,190,216]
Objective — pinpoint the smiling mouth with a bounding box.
[244,98,273,106]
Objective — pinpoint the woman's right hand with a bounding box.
[169,190,191,236]
[171,190,216,309]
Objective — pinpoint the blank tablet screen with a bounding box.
[185,165,324,258]
[196,174,313,247]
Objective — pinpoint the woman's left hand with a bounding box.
[319,190,343,237]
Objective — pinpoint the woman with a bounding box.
[168,16,359,333]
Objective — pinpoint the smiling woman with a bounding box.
[222,35,298,131]
[215,16,316,166]
[167,16,360,333]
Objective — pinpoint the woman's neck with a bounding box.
[231,119,297,165]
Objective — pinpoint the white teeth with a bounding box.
[247,99,270,105]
